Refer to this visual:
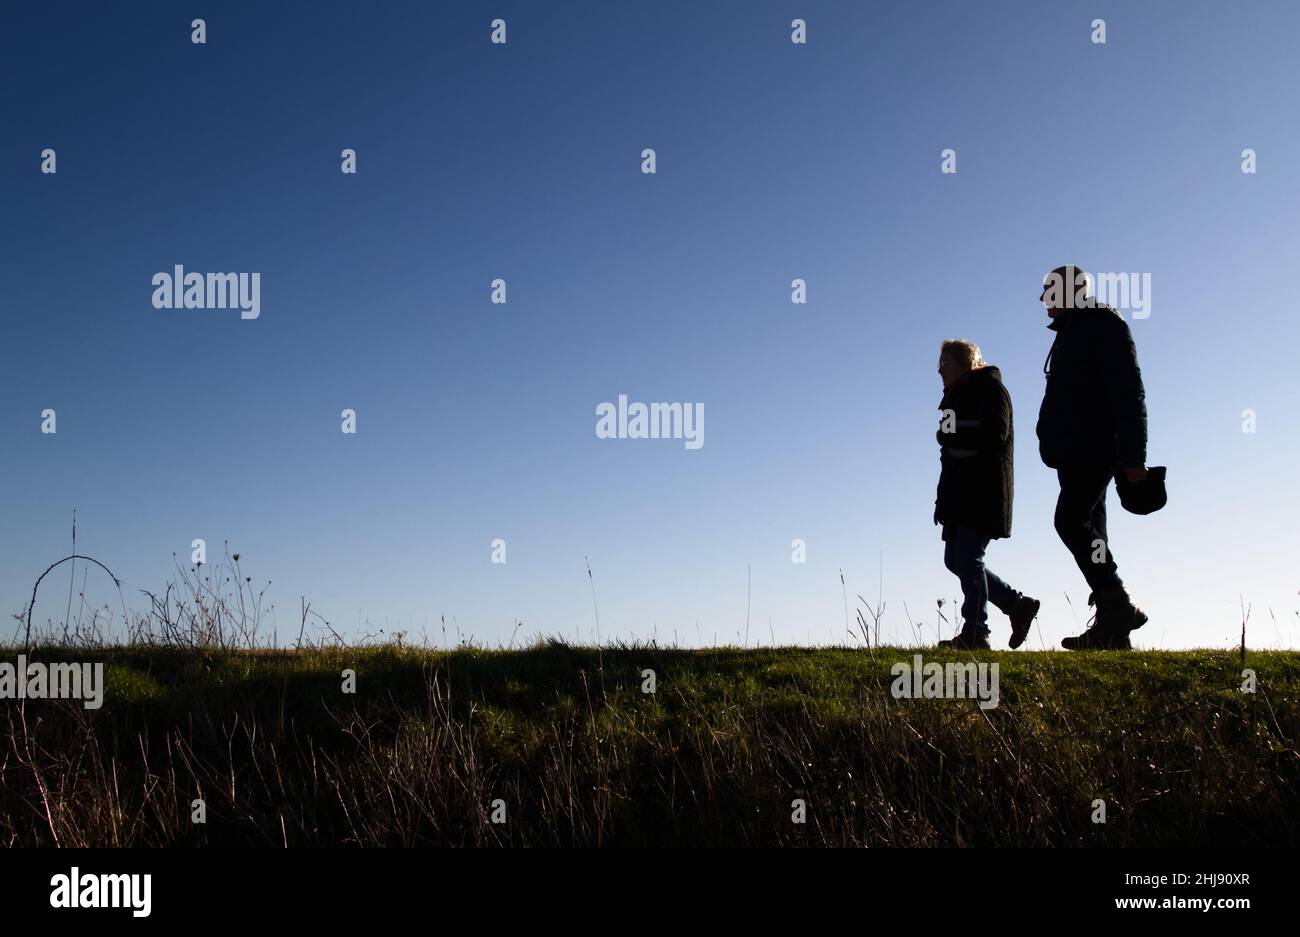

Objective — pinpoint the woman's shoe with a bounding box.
[938,631,991,650]
[1008,594,1040,649]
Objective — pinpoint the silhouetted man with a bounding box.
[1036,266,1149,650]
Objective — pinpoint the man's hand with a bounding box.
[1124,466,1149,482]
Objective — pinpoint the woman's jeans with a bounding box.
[943,526,1019,637]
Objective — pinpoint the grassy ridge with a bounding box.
[2,643,1297,847]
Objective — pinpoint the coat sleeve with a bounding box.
[1101,318,1148,466]
[940,382,1010,452]
[977,384,1012,453]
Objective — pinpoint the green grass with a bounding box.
[2,642,1297,847]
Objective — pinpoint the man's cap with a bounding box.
[1115,465,1167,515]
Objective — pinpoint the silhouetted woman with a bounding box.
[934,340,1039,649]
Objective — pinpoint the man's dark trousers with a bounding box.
[1054,462,1125,595]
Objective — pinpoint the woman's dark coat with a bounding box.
[934,365,1014,539]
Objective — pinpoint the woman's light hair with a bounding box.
[940,339,985,371]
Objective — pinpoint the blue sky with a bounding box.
[3,1,1298,649]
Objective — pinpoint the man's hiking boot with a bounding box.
[1060,625,1131,650]
[1008,593,1040,649]
[1062,590,1142,650]
[1096,589,1148,633]
[938,631,991,650]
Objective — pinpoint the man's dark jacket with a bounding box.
[934,365,1013,539]
[1036,304,1147,469]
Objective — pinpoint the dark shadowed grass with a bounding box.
[2,642,1297,847]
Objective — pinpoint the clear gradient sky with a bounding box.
[3,1,1298,649]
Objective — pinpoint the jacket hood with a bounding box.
[1048,303,1118,331]
[940,365,1001,404]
